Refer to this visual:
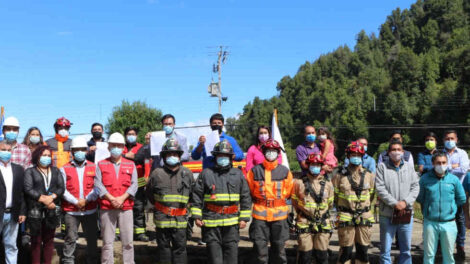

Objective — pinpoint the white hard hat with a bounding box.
[4,117,19,127]
[71,137,88,149]
[108,132,125,144]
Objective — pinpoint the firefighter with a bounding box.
[332,141,375,264]
[246,139,294,264]
[146,138,194,263]
[191,140,252,264]
[292,153,334,264]
[122,126,149,242]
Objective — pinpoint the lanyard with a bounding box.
[38,167,51,191]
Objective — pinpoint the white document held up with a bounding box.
[95,142,110,163]
[205,130,220,157]
[150,131,167,156]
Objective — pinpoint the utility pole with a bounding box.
[208,46,229,113]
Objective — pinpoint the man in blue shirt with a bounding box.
[191,113,244,169]
[442,129,469,261]
[344,137,376,173]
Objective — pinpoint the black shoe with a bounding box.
[135,234,149,242]
[21,234,31,248]
[456,246,465,261]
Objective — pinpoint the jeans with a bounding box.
[0,213,19,264]
[455,206,466,247]
[423,219,457,264]
[379,216,413,264]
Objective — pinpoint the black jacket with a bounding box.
[24,166,64,233]
[0,163,26,222]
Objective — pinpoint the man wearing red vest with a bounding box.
[122,126,149,242]
[60,137,99,264]
[95,132,138,264]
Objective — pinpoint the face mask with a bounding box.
[29,136,40,144]
[39,156,51,167]
[58,129,69,138]
[434,164,447,175]
[127,135,137,144]
[4,131,18,142]
[425,141,436,151]
[0,151,12,162]
[74,151,86,162]
[389,151,403,162]
[349,156,362,166]
[309,166,321,175]
[444,140,456,150]
[92,131,102,139]
[110,147,123,158]
[364,146,368,152]
[211,125,222,134]
[265,150,278,162]
[166,156,180,166]
[258,134,269,143]
[216,156,230,167]
[163,126,174,135]
[306,134,316,143]
[318,135,327,141]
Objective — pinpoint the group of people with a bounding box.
[0,113,469,264]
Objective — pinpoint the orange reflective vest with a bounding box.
[62,162,98,212]
[246,160,293,222]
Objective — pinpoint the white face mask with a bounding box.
[265,150,278,162]
[434,165,447,175]
[318,135,327,141]
[58,129,69,137]
[389,151,403,162]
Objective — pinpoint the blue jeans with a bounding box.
[0,213,19,264]
[379,216,413,264]
[455,206,466,247]
[423,219,457,264]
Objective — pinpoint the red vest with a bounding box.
[62,162,98,212]
[124,143,145,178]
[98,157,135,210]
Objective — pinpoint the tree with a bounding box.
[106,100,162,144]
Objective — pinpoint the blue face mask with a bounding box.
[349,156,362,166]
[166,156,180,166]
[306,134,316,143]
[74,151,86,162]
[29,136,40,144]
[110,147,123,158]
[127,135,137,144]
[39,156,52,167]
[0,151,12,162]
[364,146,368,152]
[216,156,230,167]
[309,166,321,175]
[4,131,18,142]
[444,140,456,150]
[163,126,174,135]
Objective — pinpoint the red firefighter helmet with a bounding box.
[261,139,283,153]
[306,153,324,165]
[54,117,72,128]
[345,141,366,156]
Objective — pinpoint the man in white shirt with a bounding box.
[60,137,99,264]
[0,140,26,264]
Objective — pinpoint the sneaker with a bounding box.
[197,239,206,245]
[135,234,149,242]
[456,246,465,261]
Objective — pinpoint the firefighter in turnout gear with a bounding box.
[246,139,294,264]
[332,141,375,264]
[292,153,334,264]
[190,140,252,264]
[122,126,149,242]
[146,138,194,263]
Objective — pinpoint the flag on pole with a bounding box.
[271,109,289,169]
[0,107,4,141]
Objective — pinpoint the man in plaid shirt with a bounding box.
[2,116,31,169]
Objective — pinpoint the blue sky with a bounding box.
[0,0,416,144]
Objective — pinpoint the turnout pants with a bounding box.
[249,218,289,264]
[297,231,330,264]
[63,212,98,264]
[156,227,187,264]
[133,187,146,236]
[337,225,371,264]
[202,225,239,264]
